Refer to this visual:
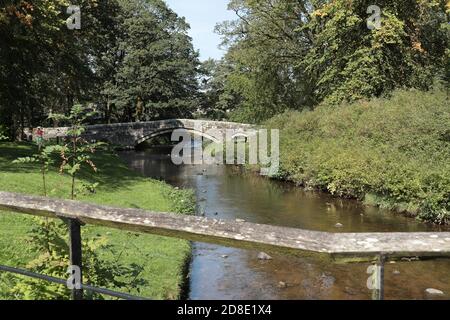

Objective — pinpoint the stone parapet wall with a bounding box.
[30,119,256,148]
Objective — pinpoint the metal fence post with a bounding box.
[68,218,83,300]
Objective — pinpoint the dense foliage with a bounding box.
[267,89,450,224]
[212,0,449,123]
[0,0,201,138]
[103,0,201,122]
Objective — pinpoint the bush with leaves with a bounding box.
[6,104,147,299]
[8,218,145,300]
[49,105,105,200]
[266,89,450,224]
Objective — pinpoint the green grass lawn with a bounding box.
[0,142,194,299]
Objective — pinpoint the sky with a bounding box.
[165,0,237,61]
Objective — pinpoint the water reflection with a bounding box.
[119,148,450,300]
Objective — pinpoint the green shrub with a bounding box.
[266,89,450,224]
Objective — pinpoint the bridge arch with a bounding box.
[36,119,256,149]
[135,127,222,146]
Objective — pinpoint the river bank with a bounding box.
[0,142,194,299]
[265,89,449,225]
[119,148,449,300]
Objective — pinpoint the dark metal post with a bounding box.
[68,219,83,300]
[372,255,385,300]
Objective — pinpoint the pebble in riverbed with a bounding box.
[257,252,273,260]
[320,274,336,289]
[425,288,444,296]
[277,281,287,289]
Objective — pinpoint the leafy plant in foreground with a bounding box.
[6,105,147,299]
[8,218,145,300]
[49,105,104,200]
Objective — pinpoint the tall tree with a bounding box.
[303,0,449,104]
[104,0,201,122]
[216,0,449,123]
[199,58,243,120]
[0,0,122,136]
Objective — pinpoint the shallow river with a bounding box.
[120,148,449,300]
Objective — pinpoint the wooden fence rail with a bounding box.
[1,191,450,299]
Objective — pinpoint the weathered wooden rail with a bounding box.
[1,191,450,300]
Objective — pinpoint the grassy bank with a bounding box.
[266,89,450,224]
[0,142,195,299]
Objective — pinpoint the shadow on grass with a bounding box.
[0,142,147,192]
[0,142,40,173]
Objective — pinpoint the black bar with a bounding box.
[68,219,83,300]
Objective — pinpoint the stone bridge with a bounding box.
[33,119,256,149]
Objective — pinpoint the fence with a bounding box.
[1,191,449,300]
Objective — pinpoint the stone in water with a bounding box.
[425,288,444,296]
[258,252,273,260]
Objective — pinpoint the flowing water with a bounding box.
[119,147,450,300]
